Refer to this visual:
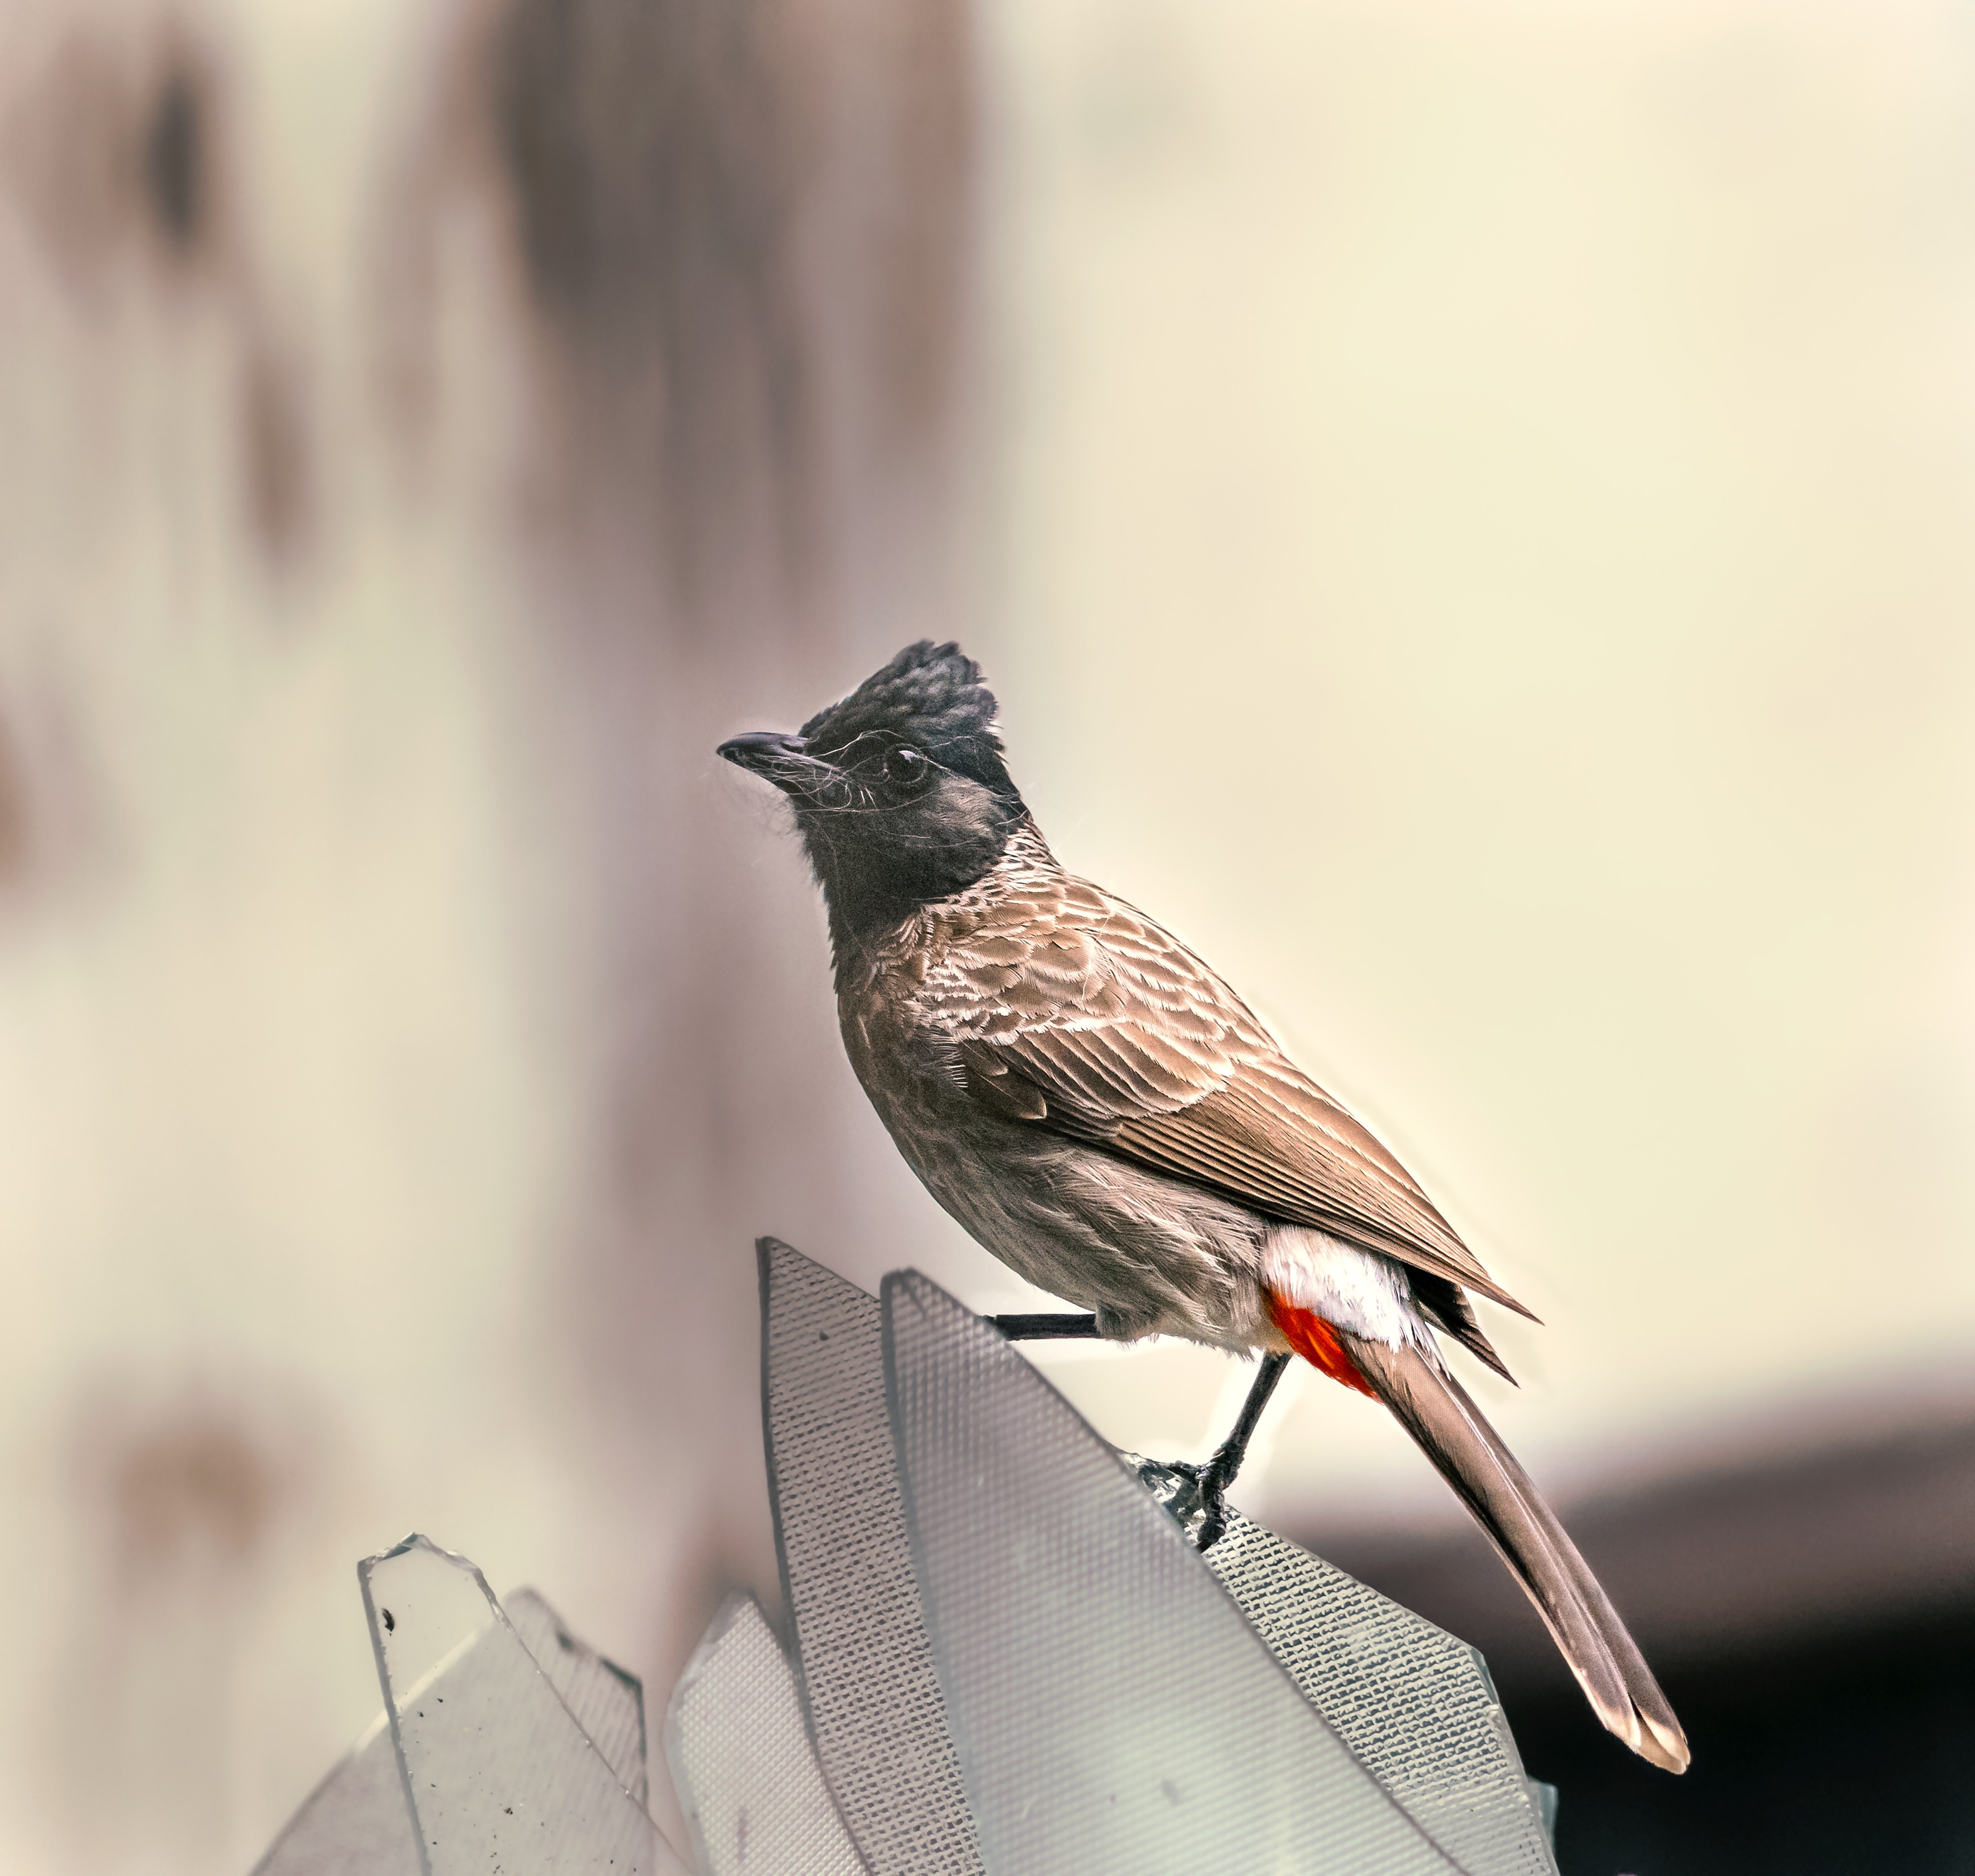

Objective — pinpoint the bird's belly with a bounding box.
[848,1040,1275,1349]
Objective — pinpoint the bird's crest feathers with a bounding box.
[801,641,1020,804]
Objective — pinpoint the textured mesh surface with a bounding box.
[360,1533,687,1876]
[1206,1515,1558,1876]
[508,1587,651,1808]
[758,1239,985,1876]
[882,1268,1465,1876]
[665,1592,870,1876]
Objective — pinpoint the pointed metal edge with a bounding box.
[754,1239,830,1786]
[358,1534,444,1876]
[662,1589,756,1876]
[356,1531,688,1875]
[753,1236,896,1876]
[662,1587,873,1876]
[504,1585,651,1805]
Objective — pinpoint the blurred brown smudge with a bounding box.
[487,0,817,606]
[0,709,33,886]
[52,1372,326,1869]
[384,0,977,625]
[7,25,224,290]
[4,20,315,569]
[140,57,207,255]
[0,655,115,907]
[65,1371,324,1596]
[97,1404,281,1578]
[240,334,313,564]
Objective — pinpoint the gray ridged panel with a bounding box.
[507,1587,650,1809]
[1206,1516,1557,1875]
[758,1239,985,1876]
[882,1267,1466,1876]
[665,1592,869,1876]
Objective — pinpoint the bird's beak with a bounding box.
[716,730,836,797]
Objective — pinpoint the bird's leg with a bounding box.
[989,1313,1101,1340]
[1194,1352,1291,1551]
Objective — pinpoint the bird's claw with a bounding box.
[1122,1453,1229,1552]
[1194,1454,1234,1550]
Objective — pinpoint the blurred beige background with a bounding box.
[992,0,1975,1518]
[0,0,1969,1871]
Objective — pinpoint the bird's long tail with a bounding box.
[1312,1323,1690,1773]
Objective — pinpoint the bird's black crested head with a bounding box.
[798,641,1019,799]
[718,641,1032,943]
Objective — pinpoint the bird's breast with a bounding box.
[836,961,971,1147]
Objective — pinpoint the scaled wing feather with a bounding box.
[929,878,1534,1318]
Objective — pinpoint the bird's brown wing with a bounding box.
[925,873,1535,1318]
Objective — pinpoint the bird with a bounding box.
[718,639,1689,1774]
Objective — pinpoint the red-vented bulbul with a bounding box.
[719,641,1689,1773]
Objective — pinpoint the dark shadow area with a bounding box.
[1512,1602,1975,1876]
[487,0,816,603]
[1308,1403,1975,1873]
[141,63,205,252]
[478,0,973,621]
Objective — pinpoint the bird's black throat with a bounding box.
[800,788,1032,952]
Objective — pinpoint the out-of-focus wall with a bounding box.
[0,1,985,1870]
[0,0,1970,1872]
[989,0,1975,1525]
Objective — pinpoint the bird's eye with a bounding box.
[882,746,928,790]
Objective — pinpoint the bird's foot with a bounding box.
[1195,1494,1229,1550]
[1120,1353,1287,1550]
[1193,1448,1237,1551]
[1120,1453,1229,1552]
